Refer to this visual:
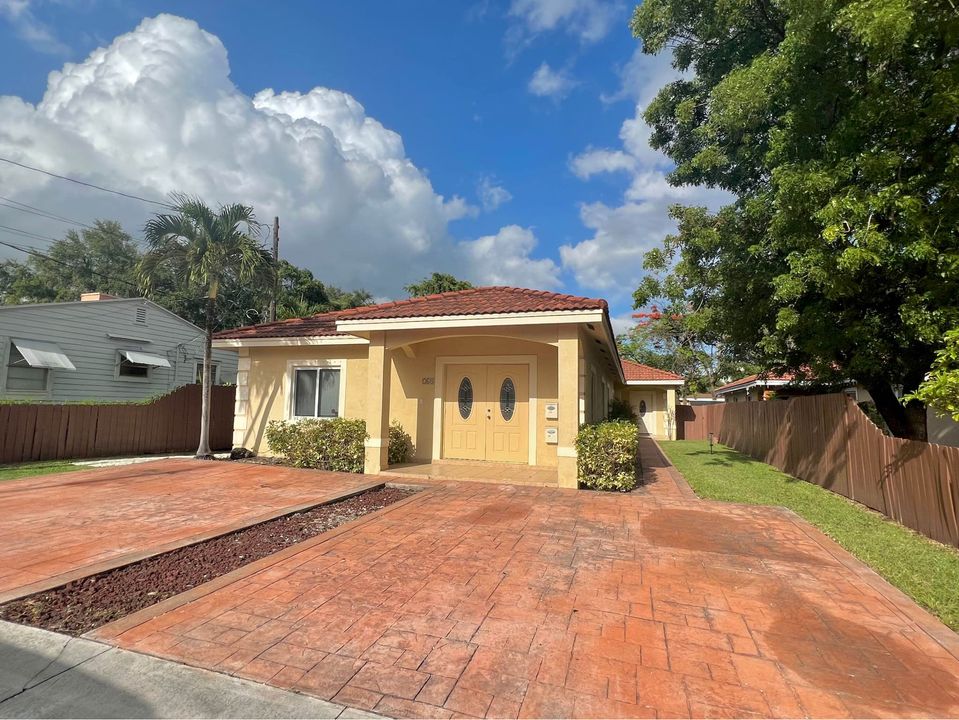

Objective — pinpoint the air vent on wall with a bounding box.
[135,307,147,324]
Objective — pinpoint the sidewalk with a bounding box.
[0,621,381,719]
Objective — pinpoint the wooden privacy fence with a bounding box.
[0,384,235,464]
[676,403,725,440]
[678,394,959,547]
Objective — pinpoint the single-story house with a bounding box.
[0,293,238,403]
[714,371,870,403]
[213,286,682,488]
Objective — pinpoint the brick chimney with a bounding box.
[80,292,118,302]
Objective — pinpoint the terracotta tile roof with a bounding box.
[334,286,607,321]
[714,372,796,394]
[621,360,683,382]
[213,311,350,340]
[214,286,607,340]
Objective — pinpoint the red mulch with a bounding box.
[0,487,415,636]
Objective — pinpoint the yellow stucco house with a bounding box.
[214,286,683,488]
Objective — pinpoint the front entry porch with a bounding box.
[363,327,582,488]
[383,459,559,487]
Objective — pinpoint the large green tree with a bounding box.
[630,0,959,439]
[404,272,473,297]
[139,196,272,458]
[0,220,140,303]
[275,261,372,319]
[617,305,758,394]
[0,221,371,329]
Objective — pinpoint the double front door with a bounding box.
[443,364,529,463]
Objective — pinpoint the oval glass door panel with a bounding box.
[500,377,516,421]
[639,400,647,416]
[458,377,473,419]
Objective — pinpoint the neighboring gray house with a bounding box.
[0,293,238,402]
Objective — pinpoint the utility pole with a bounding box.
[269,216,279,322]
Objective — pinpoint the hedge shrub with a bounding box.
[608,397,638,424]
[575,420,640,491]
[265,418,415,472]
[265,418,367,473]
[388,420,415,464]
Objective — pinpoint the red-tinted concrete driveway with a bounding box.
[95,445,959,718]
[0,460,378,601]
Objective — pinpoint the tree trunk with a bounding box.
[862,379,928,441]
[195,294,215,459]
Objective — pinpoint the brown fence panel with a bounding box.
[676,403,725,440]
[707,393,959,547]
[0,384,235,465]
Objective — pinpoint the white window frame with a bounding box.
[195,362,219,386]
[286,359,347,421]
[115,353,152,382]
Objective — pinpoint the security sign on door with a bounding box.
[443,364,528,463]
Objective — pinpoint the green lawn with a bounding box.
[0,460,82,482]
[661,440,959,632]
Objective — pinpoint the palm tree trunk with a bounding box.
[195,294,215,459]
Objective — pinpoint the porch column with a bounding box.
[232,348,250,449]
[557,325,580,488]
[364,331,391,474]
[666,387,677,440]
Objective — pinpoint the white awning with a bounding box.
[119,349,171,368]
[11,338,76,370]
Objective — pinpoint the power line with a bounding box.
[0,195,95,229]
[0,156,172,209]
[0,233,138,288]
[0,222,63,246]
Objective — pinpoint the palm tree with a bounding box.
[139,194,271,459]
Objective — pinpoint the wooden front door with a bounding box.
[486,364,529,464]
[443,364,529,463]
[443,364,487,461]
[632,391,656,436]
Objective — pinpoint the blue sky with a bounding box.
[0,0,729,326]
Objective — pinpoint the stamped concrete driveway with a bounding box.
[93,445,959,719]
[0,460,378,601]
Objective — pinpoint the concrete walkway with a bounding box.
[0,460,380,601]
[0,621,380,718]
[88,441,959,718]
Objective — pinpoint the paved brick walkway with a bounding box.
[94,445,959,718]
[0,460,377,601]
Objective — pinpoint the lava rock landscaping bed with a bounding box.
[0,486,416,636]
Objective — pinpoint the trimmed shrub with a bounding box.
[388,420,415,464]
[608,397,638,424]
[265,418,367,473]
[575,420,640,492]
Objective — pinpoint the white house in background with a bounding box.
[713,371,871,403]
[0,293,238,403]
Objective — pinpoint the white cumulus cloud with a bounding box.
[528,62,576,99]
[508,0,623,45]
[460,225,561,289]
[561,47,732,299]
[0,14,552,299]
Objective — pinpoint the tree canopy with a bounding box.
[617,306,758,394]
[908,330,959,422]
[630,0,959,438]
[0,220,372,330]
[404,272,473,297]
[0,221,140,303]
